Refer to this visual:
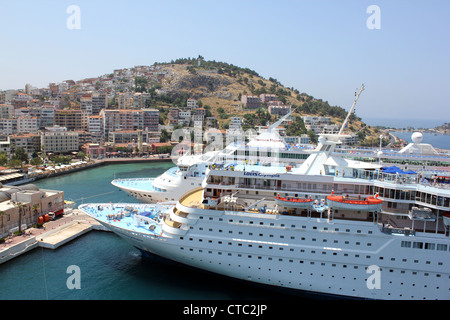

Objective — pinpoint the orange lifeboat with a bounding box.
[275,195,314,209]
[326,195,382,212]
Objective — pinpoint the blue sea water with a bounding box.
[0,162,295,300]
[391,132,450,150]
[363,117,445,129]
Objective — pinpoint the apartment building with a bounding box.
[187,98,197,109]
[80,91,107,114]
[0,119,17,135]
[168,107,179,125]
[142,108,159,132]
[11,93,32,108]
[0,185,64,238]
[117,92,134,109]
[0,104,14,119]
[9,133,41,155]
[241,95,261,109]
[40,129,79,153]
[268,104,291,116]
[260,94,278,104]
[133,92,150,109]
[88,115,103,133]
[100,109,135,135]
[17,116,40,133]
[54,109,89,131]
[302,116,333,134]
[80,94,93,114]
[108,130,148,144]
[40,105,55,128]
[229,117,243,130]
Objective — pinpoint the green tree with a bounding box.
[77,151,86,160]
[14,202,26,234]
[12,147,28,163]
[0,152,7,166]
[30,157,43,166]
[0,210,5,234]
[307,130,318,144]
[285,116,307,136]
[7,159,22,168]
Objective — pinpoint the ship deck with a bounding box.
[111,167,181,192]
[79,203,173,236]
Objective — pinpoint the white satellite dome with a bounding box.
[411,132,423,144]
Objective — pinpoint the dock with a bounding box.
[0,210,109,265]
[36,220,99,249]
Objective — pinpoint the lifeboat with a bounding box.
[326,195,382,212]
[275,195,314,209]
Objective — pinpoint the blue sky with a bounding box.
[0,0,449,124]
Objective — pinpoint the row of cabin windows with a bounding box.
[376,186,450,208]
[179,237,446,266]
[401,240,449,252]
[190,226,373,246]
[198,215,373,234]
[178,245,448,282]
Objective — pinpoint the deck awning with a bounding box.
[0,173,24,182]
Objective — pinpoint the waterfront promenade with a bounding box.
[28,154,173,183]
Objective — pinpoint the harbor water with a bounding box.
[0,162,294,300]
[391,131,450,150]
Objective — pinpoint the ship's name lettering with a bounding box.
[243,172,280,178]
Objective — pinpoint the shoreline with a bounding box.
[11,155,174,186]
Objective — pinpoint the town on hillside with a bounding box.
[0,58,383,177]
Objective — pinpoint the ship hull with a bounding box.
[85,205,450,300]
[112,175,204,203]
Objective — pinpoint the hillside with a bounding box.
[147,57,379,145]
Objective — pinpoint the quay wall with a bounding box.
[0,237,38,265]
[17,156,173,186]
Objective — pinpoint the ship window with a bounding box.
[425,243,435,250]
[413,242,423,249]
[437,244,448,251]
[401,241,411,248]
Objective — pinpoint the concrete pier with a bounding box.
[36,221,94,249]
[0,210,109,265]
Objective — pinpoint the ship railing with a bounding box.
[112,178,155,182]
[234,183,333,194]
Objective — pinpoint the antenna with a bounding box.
[339,83,364,135]
[267,108,292,131]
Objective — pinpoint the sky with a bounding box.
[0,0,449,125]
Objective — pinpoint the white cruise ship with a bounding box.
[111,112,314,203]
[112,91,449,205]
[80,128,450,299]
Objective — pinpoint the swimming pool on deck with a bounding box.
[80,203,173,235]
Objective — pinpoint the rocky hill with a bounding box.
[147,57,379,145]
